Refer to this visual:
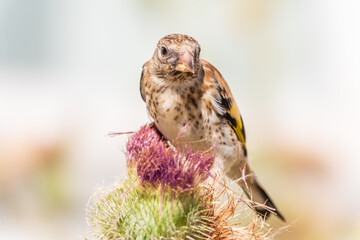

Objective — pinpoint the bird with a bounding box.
[139,33,285,221]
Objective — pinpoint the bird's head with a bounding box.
[152,34,201,79]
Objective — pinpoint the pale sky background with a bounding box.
[0,1,360,239]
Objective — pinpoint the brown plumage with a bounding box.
[140,34,285,221]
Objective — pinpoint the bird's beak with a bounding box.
[175,50,194,73]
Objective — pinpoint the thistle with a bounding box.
[126,124,214,192]
[88,124,274,239]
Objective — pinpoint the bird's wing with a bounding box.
[201,60,247,155]
[140,62,150,102]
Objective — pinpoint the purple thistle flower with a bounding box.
[126,124,214,192]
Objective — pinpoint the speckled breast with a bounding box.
[146,83,210,150]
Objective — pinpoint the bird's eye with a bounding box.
[161,46,168,56]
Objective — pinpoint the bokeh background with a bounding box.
[1,0,359,239]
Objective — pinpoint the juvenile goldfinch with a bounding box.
[140,34,285,221]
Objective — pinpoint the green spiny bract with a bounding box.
[89,177,213,239]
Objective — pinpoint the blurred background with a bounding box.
[0,0,359,239]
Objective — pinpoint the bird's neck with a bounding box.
[153,65,204,89]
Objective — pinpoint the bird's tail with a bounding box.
[242,178,285,221]
[228,164,285,221]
